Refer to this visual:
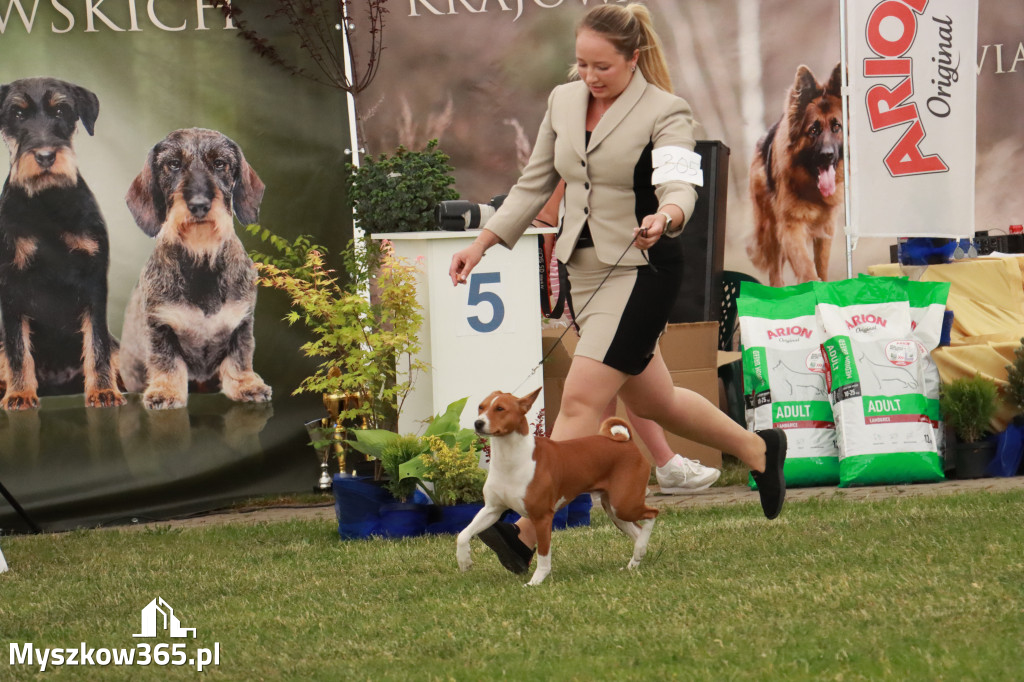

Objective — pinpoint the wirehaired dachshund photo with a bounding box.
[0,77,125,410]
[120,127,272,410]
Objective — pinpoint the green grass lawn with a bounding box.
[2,490,1023,681]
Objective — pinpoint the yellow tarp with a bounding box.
[868,257,1024,431]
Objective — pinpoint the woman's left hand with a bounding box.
[633,213,668,250]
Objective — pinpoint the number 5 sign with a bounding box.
[460,272,513,335]
[376,229,552,434]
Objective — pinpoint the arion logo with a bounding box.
[845,313,888,333]
[133,598,196,639]
[766,325,814,342]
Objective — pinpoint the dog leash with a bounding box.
[510,230,647,395]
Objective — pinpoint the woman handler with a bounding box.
[449,3,786,573]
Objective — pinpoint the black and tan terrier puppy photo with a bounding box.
[0,77,125,410]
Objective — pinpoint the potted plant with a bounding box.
[371,434,432,538]
[939,374,999,479]
[419,433,487,534]
[992,337,1024,477]
[345,140,459,234]
[344,398,484,535]
[250,227,430,525]
[378,435,426,502]
[1003,337,1024,420]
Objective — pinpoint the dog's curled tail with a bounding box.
[599,417,632,442]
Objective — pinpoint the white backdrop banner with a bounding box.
[846,0,977,238]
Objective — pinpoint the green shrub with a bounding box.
[346,139,459,233]
[939,375,999,443]
[421,435,486,505]
[1004,337,1024,412]
[378,435,425,502]
[253,236,427,431]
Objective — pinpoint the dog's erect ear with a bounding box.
[71,85,99,136]
[232,153,265,226]
[126,146,166,237]
[518,387,542,414]
[786,65,819,139]
[825,62,843,100]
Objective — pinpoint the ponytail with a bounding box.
[574,3,673,93]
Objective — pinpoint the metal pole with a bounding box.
[340,3,364,242]
[840,0,855,279]
[0,479,41,534]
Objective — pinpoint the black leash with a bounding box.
[512,231,646,395]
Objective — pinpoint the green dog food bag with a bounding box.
[858,276,950,464]
[907,280,952,463]
[738,280,818,429]
[738,283,837,487]
[815,278,943,487]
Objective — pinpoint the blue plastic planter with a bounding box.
[332,474,394,540]
[566,493,593,527]
[424,502,485,535]
[501,493,591,529]
[376,502,430,538]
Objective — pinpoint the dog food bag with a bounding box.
[737,280,818,430]
[738,283,838,487]
[815,278,943,487]
[907,279,951,463]
[858,275,951,461]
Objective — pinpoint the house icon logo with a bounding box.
[133,597,196,639]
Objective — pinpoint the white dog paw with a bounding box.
[456,547,473,572]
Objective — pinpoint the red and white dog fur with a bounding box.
[457,388,659,586]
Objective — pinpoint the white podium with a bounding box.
[374,229,554,434]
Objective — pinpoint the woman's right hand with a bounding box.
[449,241,486,285]
[450,229,505,285]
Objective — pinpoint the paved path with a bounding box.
[647,474,1024,509]
[125,475,1024,531]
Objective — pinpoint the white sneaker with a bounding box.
[656,454,721,493]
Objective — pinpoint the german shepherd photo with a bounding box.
[748,64,844,287]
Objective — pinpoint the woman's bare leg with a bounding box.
[617,347,767,473]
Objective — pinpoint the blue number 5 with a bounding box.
[467,272,505,333]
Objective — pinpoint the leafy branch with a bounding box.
[254,236,426,430]
[211,0,388,95]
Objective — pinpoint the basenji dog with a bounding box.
[457,388,659,586]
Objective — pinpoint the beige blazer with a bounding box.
[485,70,699,267]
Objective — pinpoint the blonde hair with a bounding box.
[569,3,673,93]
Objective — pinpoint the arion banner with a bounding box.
[845,0,978,238]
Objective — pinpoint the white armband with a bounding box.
[651,146,703,187]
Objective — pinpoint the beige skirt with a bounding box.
[563,246,684,376]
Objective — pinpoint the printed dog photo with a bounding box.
[0,77,125,410]
[748,63,845,287]
[120,127,272,410]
